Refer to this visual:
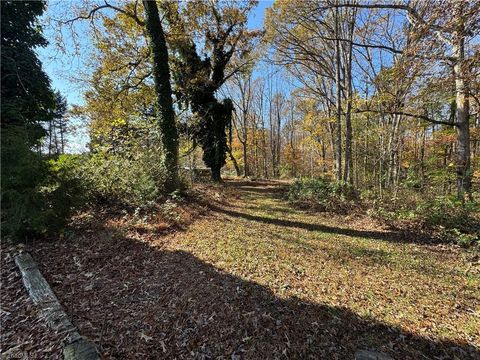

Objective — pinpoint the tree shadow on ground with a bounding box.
[209,204,410,243]
[32,229,478,360]
[217,180,444,245]
[224,179,289,197]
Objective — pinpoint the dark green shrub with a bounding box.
[1,150,86,240]
[46,154,89,213]
[287,177,358,212]
[1,132,49,239]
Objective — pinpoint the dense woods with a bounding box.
[244,1,479,199]
[2,1,480,358]
[72,0,480,199]
[1,0,479,241]
[46,0,478,240]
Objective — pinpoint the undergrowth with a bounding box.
[287,177,359,213]
[287,177,479,247]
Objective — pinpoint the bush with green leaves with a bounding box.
[41,155,87,231]
[415,195,478,229]
[2,133,47,239]
[81,148,164,208]
[445,228,478,248]
[82,113,187,207]
[368,192,479,246]
[287,177,358,213]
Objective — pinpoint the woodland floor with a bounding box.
[2,179,480,359]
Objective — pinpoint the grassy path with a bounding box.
[31,180,479,359]
[166,180,479,357]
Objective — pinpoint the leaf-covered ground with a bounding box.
[6,180,480,359]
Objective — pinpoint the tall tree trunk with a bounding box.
[343,4,355,184]
[143,0,179,192]
[334,6,343,181]
[261,119,268,178]
[48,120,53,157]
[363,133,367,187]
[474,113,480,158]
[379,134,384,198]
[420,123,426,188]
[243,139,248,177]
[59,120,65,154]
[453,29,471,200]
[268,76,276,178]
[322,141,327,173]
[354,138,359,188]
[327,108,336,169]
[227,146,241,176]
[343,94,353,183]
[253,124,258,177]
[387,114,400,189]
[276,103,281,178]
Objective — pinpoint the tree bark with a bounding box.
[227,146,241,176]
[343,79,353,183]
[243,143,249,177]
[59,120,65,154]
[452,28,471,200]
[334,6,343,182]
[276,98,281,178]
[343,10,355,184]
[143,0,179,192]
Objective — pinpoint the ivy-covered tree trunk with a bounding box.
[195,98,233,182]
[143,0,179,192]
[159,1,259,184]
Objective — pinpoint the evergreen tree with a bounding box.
[1,0,56,238]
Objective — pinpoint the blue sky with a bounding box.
[39,0,273,107]
[37,0,273,152]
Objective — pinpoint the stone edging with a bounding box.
[15,253,100,360]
